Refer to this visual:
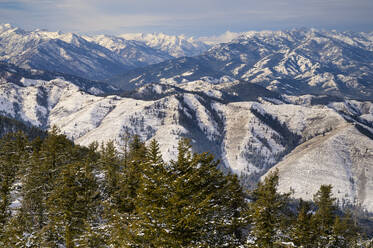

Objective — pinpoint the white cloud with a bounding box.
[198,31,243,45]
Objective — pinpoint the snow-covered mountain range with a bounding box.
[1,24,372,212]
[0,24,210,80]
[0,64,372,211]
[112,29,373,100]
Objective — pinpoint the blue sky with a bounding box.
[0,0,372,37]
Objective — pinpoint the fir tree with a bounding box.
[290,200,315,248]
[99,140,120,199]
[47,160,100,247]
[0,132,28,245]
[106,135,147,247]
[330,211,359,248]
[247,169,290,248]
[131,139,171,247]
[0,129,370,247]
[312,184,337,246]
[166,139,247,247]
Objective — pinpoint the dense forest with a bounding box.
[0,129,372,247]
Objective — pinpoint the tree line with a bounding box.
[0,129,371,247]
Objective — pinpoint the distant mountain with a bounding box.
[0,24,210,80]
[120,33,211,57]
[0,24,133,80]
[83,34,173,66]
[0,62,119,95]
[112,29,373,100]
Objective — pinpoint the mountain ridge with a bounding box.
[111,28,373,100]
[1,24,373,212]
[1,69,372,211]
[0,24,210,80]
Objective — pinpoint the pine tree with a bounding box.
[290,200,315,248]
[99,140,120,199]
[312,184,337,246]
[0,128,370,247]
[14,137,54,247]
[9,131,99,247]
[119,134,147,214]
[47,158,100,247]
[0,132,29,244]
[105,135,147,247]
[247,169,290,248]
[330,211,359,248]
[166,139,247,247]
[131,139,171,247]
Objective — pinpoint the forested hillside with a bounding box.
[0,130,371,247]
[0,115,46,139]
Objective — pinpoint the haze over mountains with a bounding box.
[0,23,372,212]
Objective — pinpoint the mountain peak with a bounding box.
[120,32,210,57]
[0,23,23,33]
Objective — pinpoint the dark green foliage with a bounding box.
[162,139,247,247]
[47,160,100,247]
[247,170,291,247]
[0,132,28,245]
[0,131,367,247]
[310,185,362,248]
[313,185,337,238]
[290,200,315,248]
[0,115,46,140]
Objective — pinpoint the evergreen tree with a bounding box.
[119,134,146,214]
[330,211,359,248]
[312,184,337,246]
[0,132,28,245]
[99,140,120,199]
[247,170,290,248]
[0,129,370,247]
[105,135,147,247]
[47,159,100,248]
[166,139,247,247]
[131,139,171,247]
[9,130,100,247]
[290,200,315,247]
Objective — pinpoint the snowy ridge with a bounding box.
[265,124,373,212]
[115,28,373,99]
[0,24,133,80]
[0,24,210,80]
[1,75,372,211]
[120,32,210,57]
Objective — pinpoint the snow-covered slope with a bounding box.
[120,33,210,57]
[113,29,373,99]
[1,74,372,211]
[264,124,373,212]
